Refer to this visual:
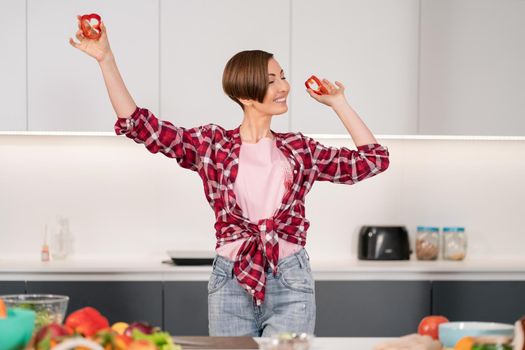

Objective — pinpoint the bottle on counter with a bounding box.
[443,226,467,260]
[51,216,73,260]
[415,226,440,260]
[41,224,50,262]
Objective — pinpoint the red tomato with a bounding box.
[417,315,449,340]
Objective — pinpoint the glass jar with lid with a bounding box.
[443,226,467,260]
[415,226,439,260]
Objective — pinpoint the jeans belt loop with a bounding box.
[304,249,310,261]
[296,251,305,269]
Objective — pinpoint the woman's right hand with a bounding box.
[69,15,112,62]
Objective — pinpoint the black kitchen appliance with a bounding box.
[358,226,411,260]
[166,250,215,265]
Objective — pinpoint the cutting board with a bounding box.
[172,336,259,349]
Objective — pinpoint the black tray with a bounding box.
[170,257,214,266]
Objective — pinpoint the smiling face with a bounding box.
[249,58,290,116]
[222,51,290,117]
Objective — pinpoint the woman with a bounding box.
[69,18,389,337]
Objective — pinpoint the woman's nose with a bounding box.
[278,79,290,92]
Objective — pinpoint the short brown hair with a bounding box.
[222,50,274,110]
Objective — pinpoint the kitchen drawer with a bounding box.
[315,281,432,336]
[0,281,26,295]
[432,281,525,323]
[164,281,208,336]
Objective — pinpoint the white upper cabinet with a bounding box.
[4,0,522,136]
[160,0,290,132]
[1,0,26,131]
[290,0,419,135]
[27,0,159,132]
[419,0,525,136]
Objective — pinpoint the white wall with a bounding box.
[1,134,523,261]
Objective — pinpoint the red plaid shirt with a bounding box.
[115,107,390,305]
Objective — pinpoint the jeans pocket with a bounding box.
[208,271,230,295]
[278,267,314,294]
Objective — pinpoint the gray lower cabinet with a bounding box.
[0,281,26,295]
[164,282,209,336]
[315,281,432,337]
[162,281,433,337]
[432,281,525,323]
[7,280,523,336]
[26,281,162,327]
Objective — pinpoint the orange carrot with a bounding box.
[0,298,7,318]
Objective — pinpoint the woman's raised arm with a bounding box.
[69,17,136,119]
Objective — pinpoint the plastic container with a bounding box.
[443,227,467,260]
[415,226,439,260]
[0,308,36,350]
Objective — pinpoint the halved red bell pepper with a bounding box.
[305,75,329,95]
[80,13,102,40]
[65,306,109,337]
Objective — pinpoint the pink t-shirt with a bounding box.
[216,137,302,260]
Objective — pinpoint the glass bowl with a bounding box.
[1,294,69,328]
[258,333,314,350]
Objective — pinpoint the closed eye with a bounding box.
[269,76,286,84]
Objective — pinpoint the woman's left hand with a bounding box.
[307,78,347,108]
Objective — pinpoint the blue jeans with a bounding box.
[208,248,316,337]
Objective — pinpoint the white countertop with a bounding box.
[1,256,525,281]
[254,337,393,350]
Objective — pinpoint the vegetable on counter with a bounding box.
[34,323,72,349]
[131,329,179,350]
[418,315,450,340]
[0,298,6,319]
[32,306,180,350]
[65,306,109,337]
[124,322,155,337]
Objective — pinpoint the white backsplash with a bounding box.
[1,134,524,262]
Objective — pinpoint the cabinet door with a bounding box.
[27,0,159,131]
[164,282,208,336]
[160,0,290,132]
[432,281,525,323]
[291,0,419,135]
[26,281,163,326]
[0,281,26,295]
[419,0,525,136]
[315,281,431,336]
[0,0,26,131]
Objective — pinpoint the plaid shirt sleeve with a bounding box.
[114,107,208,171]
[303,134,390,184]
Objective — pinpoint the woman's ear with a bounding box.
[238,98,253,108]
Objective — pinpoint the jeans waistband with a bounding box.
[212,248,310,277]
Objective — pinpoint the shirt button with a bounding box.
[294,170,297,174]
